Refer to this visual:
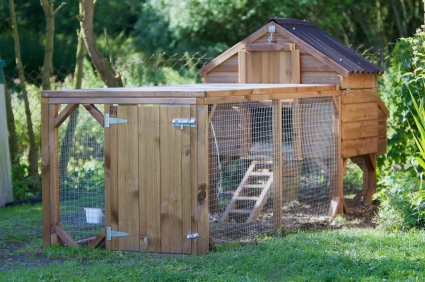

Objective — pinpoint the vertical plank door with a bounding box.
[106,105,197,254]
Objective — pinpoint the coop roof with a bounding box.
[198,18,383,77]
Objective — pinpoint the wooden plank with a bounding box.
[198,25,269,75]
[272,100,283,229]
[246,51,261,83]
[364,154,377,205]
[41,102,51,245]
[378,107,387,121]
[377,96,390,117]
[301,71,341,85]
[49,98,199,105]
[246,173,273,223]
[83,104,104,127]
[341,120,379,140]
[341,89,378,104]
[55,225,78,246]
[54,104,79,128]
[300,53,333,72]
[181,106,192,254]
[293,99,303,160]
[341,137,378,158]
[88,228,106,248]
[160,106,183,254]
[196,105,209,255]
[238,51,247,83]
[205,72,239,83]
[340,74,376,90]
[103,105,112,250]
[246,43,294,51]
[49,104,60,245]
[341,102,378,122]
[190,105,199,255]
[139,106,161,253]
[378,122,387,138]
[378,138,387,155]
[279,51,291,84]
[213,55,238,72]
[117,106,139,251]
[290,50,300,84]
[252,33,291,44]
[108,106,119,250]
[238,106,251,156]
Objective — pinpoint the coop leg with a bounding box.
[364,154,377,205]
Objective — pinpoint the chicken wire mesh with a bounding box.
[58,105,105,241]
[208,97,339,245]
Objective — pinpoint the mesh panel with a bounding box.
[58,105,105,241]
[208,97,339,245]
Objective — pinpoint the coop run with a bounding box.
[42,84,365,255]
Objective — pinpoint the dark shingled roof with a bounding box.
[269,18,383,75]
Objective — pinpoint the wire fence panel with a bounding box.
[58,105,105,241]
[208,97,339,245]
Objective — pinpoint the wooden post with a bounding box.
[238,50,247,83]
[49,104,60,244]
[41,99,51,245]
[364,153,377,205]
[197,105,209,255]
[272,100,283,229]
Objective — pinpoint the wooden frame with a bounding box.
[42,83,378,254]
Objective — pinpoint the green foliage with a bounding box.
[11,156,40,200]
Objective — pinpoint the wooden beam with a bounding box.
[54,104,79,128]
[88,229,106,249]
[41,102,51,245]
[49,104,60,245]
[238,50,247,83]
[290,50,300,84]
[272,100,283,229]
[245,43,294,51]
[83,104,104,127]
[104,104,112,250]
[377,96,390,117]
[55,225,78,246]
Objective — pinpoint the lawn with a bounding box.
[1,203,424,281]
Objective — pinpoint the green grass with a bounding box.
[1,204,425,281]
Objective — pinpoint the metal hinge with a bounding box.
[106,227,129,240]
[186,233,199,239]
[172,117,196,129]
[104,113,127,128]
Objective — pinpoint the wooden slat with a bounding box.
[139,106,161,253]
[49,104,60,245]
[300,53,333,72]
[109,106,119,250]
[212,55,238,72]
[341,89,378,104]
[246,174,273,223]
[378,138,387,155]
[341,120,379,140]
[252,33,291,44]
[83,104,104,127]
[55,225,78,246]
[104,105,112,250]
[290,50,300,84]
[341,102,378,122]
[117,106,139,251]
[48,98,198,105]
[293,99,303,160]
[341,137,378,158]
[377,96,390,117]
[340,74,376,90]
[245,43,294,51]
[198,25,269,75]
[278,51,292,83]
[364,154,377,205]
[378,122,386,138]
[41,102,51,245]
[181,106,192,254]
[160,106,183,254]
[88,228,106,248]
[238,106,251,156]
[205,72,239,83]
[196,105,209,255]
[238,51,247,83]
[54,104,79,128]
[301,71,341,85]
[190,105,199,255]
[272,100,283,229]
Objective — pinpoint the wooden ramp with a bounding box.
[221,160,273,223]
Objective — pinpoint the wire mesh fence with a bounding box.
[208,97,339,245]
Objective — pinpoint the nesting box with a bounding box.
[41,18,389,255]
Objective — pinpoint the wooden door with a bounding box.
[104,104,203,254]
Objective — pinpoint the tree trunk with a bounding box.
[9,0,39,180]
[0,54,19,161]
[80,0,122,87]
[59,24,85,183]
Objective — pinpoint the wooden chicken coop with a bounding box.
[41,18,389,256]
[199,18,389,215]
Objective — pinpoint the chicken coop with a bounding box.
[41,18,389,256]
